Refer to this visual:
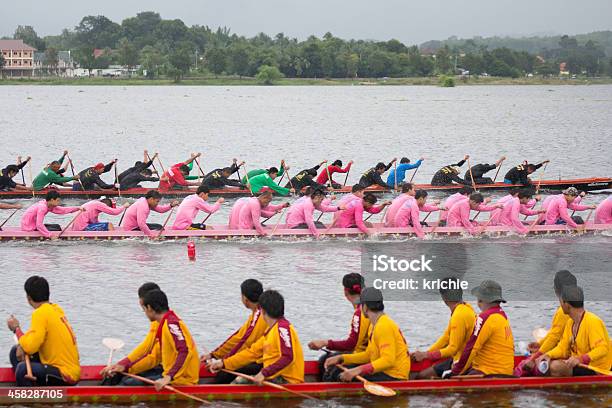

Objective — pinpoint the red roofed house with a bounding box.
[0,39,36,77]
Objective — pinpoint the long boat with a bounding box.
[0,357,610,403]
[1,177,610,199]
[0,223,610,241]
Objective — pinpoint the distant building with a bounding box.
[0,39,36,77]
[33,50,75,77]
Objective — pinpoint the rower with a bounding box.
[120,168,160,190]
[595,196,612,224]
[536,285,612,377]
[412,277,476,379]
[200,159,245,190]
[105,289,200,389]
[171,186,224,230]
[242,160,286,184]
[1,156,31,191]
[32,151,77,191]
[158,153,202,192]
[100,282,163,385]
[337,184,366,207]
[202,279,268,384]
[358,159,397,189]
[384,183,416,227]
[323,287,410,382]
[208,290,305,385]
[439,186,473,225]
[541,187,595,228]
[117,150,158,182]
[228,197,251,229]
[285,161,328,191]
[464,156,505,185]
[73,160,118,191]
[446,193,501,235]
[430,155,471,186]
[503,160,549,185]
[335,193,391,235]
[393,190,435,238]
[286,189,339,238]
[237,189,289,236]
[121,190,179,237]
[308,273,370,381]
[447,280,514,377]
[248,166,294,196]
[6,276,80,386]
[386,157,424,188]
[70,197,129,231]
[490,189,544,234]
[20,191,82,238]
[317,160,353,189]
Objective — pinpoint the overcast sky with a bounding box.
[3,0,611,44]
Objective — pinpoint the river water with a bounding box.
[0,85,611,408]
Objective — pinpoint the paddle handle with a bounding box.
[393,161,398,191]
[409,165,419,183]
[57,209,83,238]
[120,372,210,404]
[24,354,36,381]
[107,349,114,368]
[343,167,351,186]
[535,162,548,194]
[194,157,205,178]
[337,364,368,384]
[0,209,19,229]
[146,153,160,176]
[325,163,333,189]
[114,160,121,198]
[466,157,478,192]
[221,369,315,400]
[242,163,255,196]
[28,160,35,198]
[156,207,175,238]
[492,158,505,183]
[268,207,288,238]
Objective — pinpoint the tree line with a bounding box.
[3,12,612,81]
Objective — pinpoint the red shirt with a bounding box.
[316,163,352,184]
[159,162,187,191]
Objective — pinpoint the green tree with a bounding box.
[256,65,283,84]
[117,38,139,70]
[205,48,227,77]
[435,46,453,74]
[75,15,121,48]
[227,44,251,77]
[120,11,162,48]
[140,45,165,78]
[14,25,46,51]
[168,45,192,81]
[153,19,189,51]
[43,47,59,75]
[74,47,97,75]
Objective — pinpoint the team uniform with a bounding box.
[431,159,469,186]
[464,163,497,185]
[32,160,73,190]
[384,194,414,227]
[158,162,190,192]
[74,163,115,190]
[171,194,221,230]
[393,197,426,238]
[446,199,497,234]
[248,173,291,196]
[317,163,352,188]
[537,307,570,354]
[335,199,384,233]
[12,303,80,386]
[20,200,80,238]
[451,306,514,376]
[70,200,124,231]
[341,314,410,381]
[0,160,28,191]
[285,165,326,191]
[358,162,393,189]
[595,196,612,224]
[285,197,338,236]
[223,318,305,384]
[543,195,590,228]
[200,164,244,189]
[237,197,285,234]
[386,160,422,187]
[121,197,172,237]
[503,163,543,185]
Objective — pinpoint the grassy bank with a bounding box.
[2,75,612,86]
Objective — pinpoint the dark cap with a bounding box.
[357,287,383,304]
[471,280,506,303]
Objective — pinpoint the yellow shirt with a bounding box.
[18,303,80,383]
[343,314,410,380]
[452,306,514,376]
[428,303,476,361]
[224,318,305,384]
[211,307,268,359]
[538,306,570,353]
[327,307,370,353]
[547,311,612,371]
[118,321,160,374]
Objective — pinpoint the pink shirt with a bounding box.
[228,197,250,229]
[286,198,322,235]
[385,194,413,227]
[20,200,80,238]
[544,195,589,228]
[447,199,478,234]
[498,196,538,234]
[121,197,172,237]
[441,193,468,221]
[333,193,361,222]
[595,196,612,224]
[393,197,424,238]
[336,199,382,233]
[237,197,284,234]
[172,194,221,230]
[71,200,124,231]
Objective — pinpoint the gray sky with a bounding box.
[3,0,611,44]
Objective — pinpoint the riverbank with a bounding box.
[2,75,612,86]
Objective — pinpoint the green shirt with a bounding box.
[241,163,284,185]
[247,173,290,196]
[33,168,74,190]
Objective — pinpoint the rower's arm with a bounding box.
[16,311,46,355]
[224,335,264,371]
[165,322,191,380]
[92,174,115,190]
[546,322,571,360]
[538,310,566,354]
[225,178,245,188]
[212,318,251,359]
[47,172,74,184]
[427,325,451,357]
[327,310,362,352]
[373,173,389,189]
[583,319,611,365]
[454,159,466,167]
[266,178,291,196]
[103,161,114,173]
[361,323,398,374]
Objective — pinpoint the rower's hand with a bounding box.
[289,188,296,194]
[252,372,265,386]
[537,209,546,214]
[464,154,470,160]
[543,159,550,164]
[339,367,360,382]
[484,197,492,204]
[100,363,125,378]
[535,195,542,202]
[63,150,69,156]
[17,156,22,163]
[7,314,20,332]
[72,176,79,181]
[411,351,429,362]
[206,359,224,373]
[114,183,120,189]
[308,340,328,350]
[589,205,597,209]
[391,157,397,163]
[338,204,347,210]
[382,200,392,207]
[154,375,171,391]
[239,161,245,167]
[216,198,225,205]
[419,156,425,161]
[527,342,540,354]
[122,202,131,208]
[153,152,159,159]
[565,356,581,369]
[200,353,213,364]
[281,202,290,209]
[320,160,328,166]
[324,355,343,370]
[170,200,180,207]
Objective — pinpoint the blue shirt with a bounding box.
[386,160,422,186]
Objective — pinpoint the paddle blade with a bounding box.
[532,327,548,342]
[363,380,396,397]
[103,337,125,351]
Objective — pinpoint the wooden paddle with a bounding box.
[409,164,419,184]
[121,372,210,404]
[336,364,396,397]
[194,157,206,179]
[579,363,612,376]
[28,160,35,198]
[114,160,121,198]
[242,163,255,196]
[66,154,89,199]
[156,155,167,175]
[284,169,296,196]
[220,368,316,400]
[466,156,478,192]
[343,166,351,186]
[18,156,26,185]
[492,157,506,183]
[325,161,333,190]
[102,337,125,368]
[0,209,20,229]
[145,152,160,176]
[577,209,594,235]
[57,209,84,238]
[155,208,175,239]
[267,207,288,239]
[393,161,398,191]
[11,331,36,382]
